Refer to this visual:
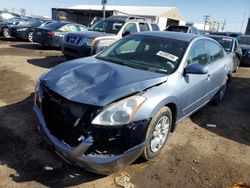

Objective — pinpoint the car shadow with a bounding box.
[27,56,66,68]
[0,37,23,42]
[10,43,60,51]
[0,94,104,187]
[190,76,250,146]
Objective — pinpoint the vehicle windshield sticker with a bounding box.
[156,51,179,62]
[222,38,233,42]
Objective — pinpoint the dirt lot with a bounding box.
[0,37,250,188]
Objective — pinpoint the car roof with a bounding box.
[106,15,156,23]
[131,31,197,42]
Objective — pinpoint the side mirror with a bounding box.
[122,31,131,37]
[184,64,208,75]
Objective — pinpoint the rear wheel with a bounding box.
[212,78,228,105]
[3,28,10,38]
[233,58,240,73]
[141,106,172,160]
[28,32,33,42]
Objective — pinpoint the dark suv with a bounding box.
[61,15,160,59]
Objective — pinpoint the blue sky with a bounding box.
[0,0,249,32]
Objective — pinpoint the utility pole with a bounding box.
[240,12,246,32]
[101,0,107,19]
[216,22,220,32]
[203,15,210,31]
[221,18,227,32]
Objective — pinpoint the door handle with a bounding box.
[224,64,227,69]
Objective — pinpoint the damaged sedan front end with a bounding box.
[33,54,169,174]
[33,32,204,174]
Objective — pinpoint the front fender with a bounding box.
[133,83,180,122]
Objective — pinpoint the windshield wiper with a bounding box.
[96,56,144,70]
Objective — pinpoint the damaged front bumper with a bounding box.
[33,105,149,174]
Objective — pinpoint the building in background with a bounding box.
[52,5,185,30]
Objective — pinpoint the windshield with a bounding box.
[89,19,125,34]
[166,26,189,33]
[210,37,233,52]
[97,35,188,74]
[238,36,250,45]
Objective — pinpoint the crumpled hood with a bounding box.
[40,57,168,106]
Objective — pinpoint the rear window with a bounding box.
[42,22,68,30]
[151,23,160,31]
[166,26,189,33]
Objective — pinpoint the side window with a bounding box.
[139,23,149,32]
[123,23,138,34]
[191,28,197,35]
[151,23,160,31]
[206,40,224,63]
[60,25,70,32]
[68,25,78,32]
[78,25,87,31]
[187,40,209,66]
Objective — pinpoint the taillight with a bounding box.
[47,31,55,36]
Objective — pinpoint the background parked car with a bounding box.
[34,32,232,174]
[33,21,87,48]
[206,34,242,72]
[0,17,32,38]
[61,15,160,60]
[9,19,52,42]
[238,35,250,65]
[165,25,200,35]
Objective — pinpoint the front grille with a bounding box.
[66,35,82,45]
[41,84,91,147]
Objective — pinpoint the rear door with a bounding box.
[205,39,228,98]
[180,39,211,116]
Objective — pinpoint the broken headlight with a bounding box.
[92,96,146,126]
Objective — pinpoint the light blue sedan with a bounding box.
[34,31,232,174]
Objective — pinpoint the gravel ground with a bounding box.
[0,37,249,188]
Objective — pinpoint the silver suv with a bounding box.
[61,15,160,59]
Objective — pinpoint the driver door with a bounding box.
[180,40,211,116]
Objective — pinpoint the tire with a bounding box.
[233,59,240,73]
[141,106,172,160]
[3,28,10,38]
[212,78,228,105]
[28,32,33,42]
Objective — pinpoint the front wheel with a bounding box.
[3,28,10,38]
[28,32,33,42]
[141,106,172,160]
